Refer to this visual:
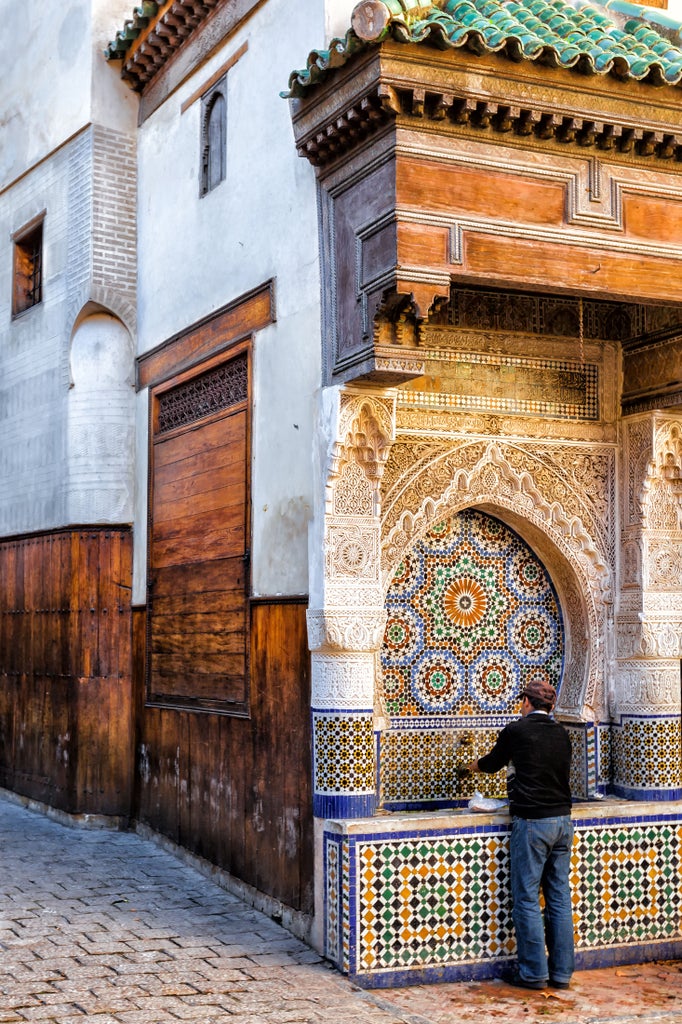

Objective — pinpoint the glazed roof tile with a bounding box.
[283,0,682,97]
[104,1,159,61]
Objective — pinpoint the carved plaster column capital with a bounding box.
[307,608,388,655]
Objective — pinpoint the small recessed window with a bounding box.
[13,221,43,316]
[200,80,227,196]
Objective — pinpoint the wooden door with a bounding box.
[147,344,250,714]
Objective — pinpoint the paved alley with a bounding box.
[1,792,682,1024]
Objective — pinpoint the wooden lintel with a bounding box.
[137,280,275,390]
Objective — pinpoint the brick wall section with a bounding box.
[92,126,137,305]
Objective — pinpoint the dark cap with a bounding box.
[520,680,557,710]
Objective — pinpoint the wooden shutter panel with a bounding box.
[147,347,250,714]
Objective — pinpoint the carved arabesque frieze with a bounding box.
[311,652,376,710]
[617,616,682,660]
[329,393,396,507]
[624,417,652,528]
[615,659,681,714]
[382,439,615,570]
[621,538,642,587]
[395,407,617,442]
[382,439,486,530]
[503,445,615,563]
[333,460,374,517]
[641,420,682,532]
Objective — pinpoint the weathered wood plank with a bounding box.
[150,610,246,635]
[459,233,682,303]
[153,412,245,469]
[152,523,245,567]
[396,157,566,225]
[0,529,134,816]
[152,589,246,616]
[153,459,246,509]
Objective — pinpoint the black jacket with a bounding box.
[477,712,572,819]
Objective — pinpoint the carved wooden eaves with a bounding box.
[290,43,682,384]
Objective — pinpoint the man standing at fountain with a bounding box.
[468,679,574,991]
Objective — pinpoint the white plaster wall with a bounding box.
[0,2,138,536]
[135,0,355,597]
[0,0,136,192]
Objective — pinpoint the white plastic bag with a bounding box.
[467,790,508,812]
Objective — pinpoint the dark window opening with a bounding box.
[201,83,226,196]
[13,222,43,316]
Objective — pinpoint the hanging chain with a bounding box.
[578,297,585,365]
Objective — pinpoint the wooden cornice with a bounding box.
[290,45,682,172]
[120,0,219,91]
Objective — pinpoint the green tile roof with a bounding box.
[283,0,682,97]
[104,2,159,61]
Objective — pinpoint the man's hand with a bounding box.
[465,760,479,774]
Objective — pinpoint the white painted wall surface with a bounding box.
[135,0,356,597]
[0,1,138,536]
[0,0,136,192]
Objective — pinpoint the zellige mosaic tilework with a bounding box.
[380,509,564,806]
[325,810,682,984]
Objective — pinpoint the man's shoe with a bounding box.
[549,979,570,990]
[501,967,548,990]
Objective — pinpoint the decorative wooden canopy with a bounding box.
[286,0,682,384]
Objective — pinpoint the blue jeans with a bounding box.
[509,816,575,984]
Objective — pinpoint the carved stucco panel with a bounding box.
[641,419,682,532]
[325,522,381,583]
[617,615,682,659]
[311,387,397,643]
[311,652,376,709]
[615,659,681,714]
[624,416,652,528]
[645,536,682,590]
[329,392,396,501]
[383,438,615,569]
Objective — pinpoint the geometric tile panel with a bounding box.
[612,716,682,791]
[381,727,506,805]
[381,508,564,719]
[380,508,565,805]
[357,830,514,972]
[597,723,612,790]
[574,819,682,947]
[325,836,340,965]
[565,724,589,799]
[313,712,375,794]
[325,811,682,980]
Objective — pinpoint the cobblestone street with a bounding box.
[1,793,682,1024]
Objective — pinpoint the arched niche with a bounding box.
[381,443,610,724]
[378,500,605,808]
[67,312,135,524]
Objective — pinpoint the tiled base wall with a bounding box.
[381,720,601,808]
[611,715,682,800]
[324,806,682,986]
[381,716,682,808]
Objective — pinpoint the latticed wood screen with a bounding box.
[147,344,250,714]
